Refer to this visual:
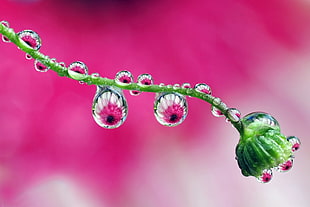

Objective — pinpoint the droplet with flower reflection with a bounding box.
[276,157,294,172]
[137,73,153,86]
[154,92,188,127]
[92,86,128,129]
[287,136,301,152]
[194,83,212,95]
[68,61,88,80]
[17,30,42,50]
[257,169,273,183]
[115,70,133,85]
[34,59,49,72]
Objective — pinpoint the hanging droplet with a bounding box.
[17,30,42,50]
[1,21,10,43]
[276,157,294,172]
[137,74,153,87]
[115,70,133,85]
[34,59,49,72]
[257,169,273,183]
[287,136,301,152]
[25,53,32,60]
[92,86,128,129]
[211,105,224,118]
[226,108,241,123]
[129,90,141,96]
[67,61,88,80]
[194,83,212,95]
[154,92,188,127]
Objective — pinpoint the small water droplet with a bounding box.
[129,90,141,96]
[167,85,173,89]
[211,105,224,117]
[226,108,241,123]
[34,59,49,72]
[287,136,301,152]
[257,169,273,183]
[137,74,153,87]
[59,62,66,67]
[154,92,188,127]
[194,83,212,95]
[92,86,128,129]
[17,30,42,50]
[181,83,191,89]
[68,61,88,80]
[173,84,180,90]
[213,97,221,106]
[276,157,294,172]
[91,73,100,78]
[1,20,9,27]
[159,83,165,87]
[115,70,133,85]
[25,53,32,60]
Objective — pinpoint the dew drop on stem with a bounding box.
[287,136,301,152]
[17,30,42,50]
[34,59,49,72]
[68,61,88,80]
[137,73,153,87]
[276,157,294,172]
[194,83,212,95]
[115,70,133,85]
[257,169,273,183]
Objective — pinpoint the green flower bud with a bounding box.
[235,112,298,182]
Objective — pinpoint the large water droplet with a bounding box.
[287,136,301,152]
[115,70,133,85]
[154,92,188,127]
[68,61,88,80]
[226,108,241,123]
[211,105,224,117]
[92,86,128,129]
[17,30,42,50]
[194,83,212,95]
[276,157,294,172]
[137,73,153,87]
[257,169,273,183]
[34,59,49,72]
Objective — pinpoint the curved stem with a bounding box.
[0,22,243,132]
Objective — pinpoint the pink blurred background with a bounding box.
[0,0,309,206]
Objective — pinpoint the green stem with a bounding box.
[0,22,243,132]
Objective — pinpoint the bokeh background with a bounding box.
[0,0,309,206]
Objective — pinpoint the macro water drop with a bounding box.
[154,92,188,127]
[115,70,133,85]
[92,86,128,129]
[34,59,49,72]
[257,169,273,183]
[67,61,88,80]
[17,30,42,50]
[137,73,153,87]
[287,136,301,152]
[194,83,212,95]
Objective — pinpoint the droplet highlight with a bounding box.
[115,70,133,85]
[17,30,42,50]
[287,136,301,152]
[34,59,49,72]
[154,92,188,127]
[194,83,212,95]
[92,86,128,129]
[257,169,273,183]
[68,61,88,80]
[276,157,294,172]
[137,74,153,87]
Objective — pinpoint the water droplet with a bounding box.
[68,61,88,80]
[92,86,128,129]
[167,85,173,89]
[287,136,301,152]
[173,84,180,89]
[276,157,294,172]
[242,112,280,130]
[194,83,212,95]
[1,20,9,27]
[226,108,241,122]
[137,74,153,87]
[91,73,100,79]
[257,169,273,183]
[159,83,165,87]
[34,59,49,72]
[154,92,188,127]
[211,105,224,117]
[115,70,133,85]
[129,90,141,96]
[212,97,221,106]
[17,30,42,50]
[58,62,66,67]
[181,83,191,89]
[25,53,32,60]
